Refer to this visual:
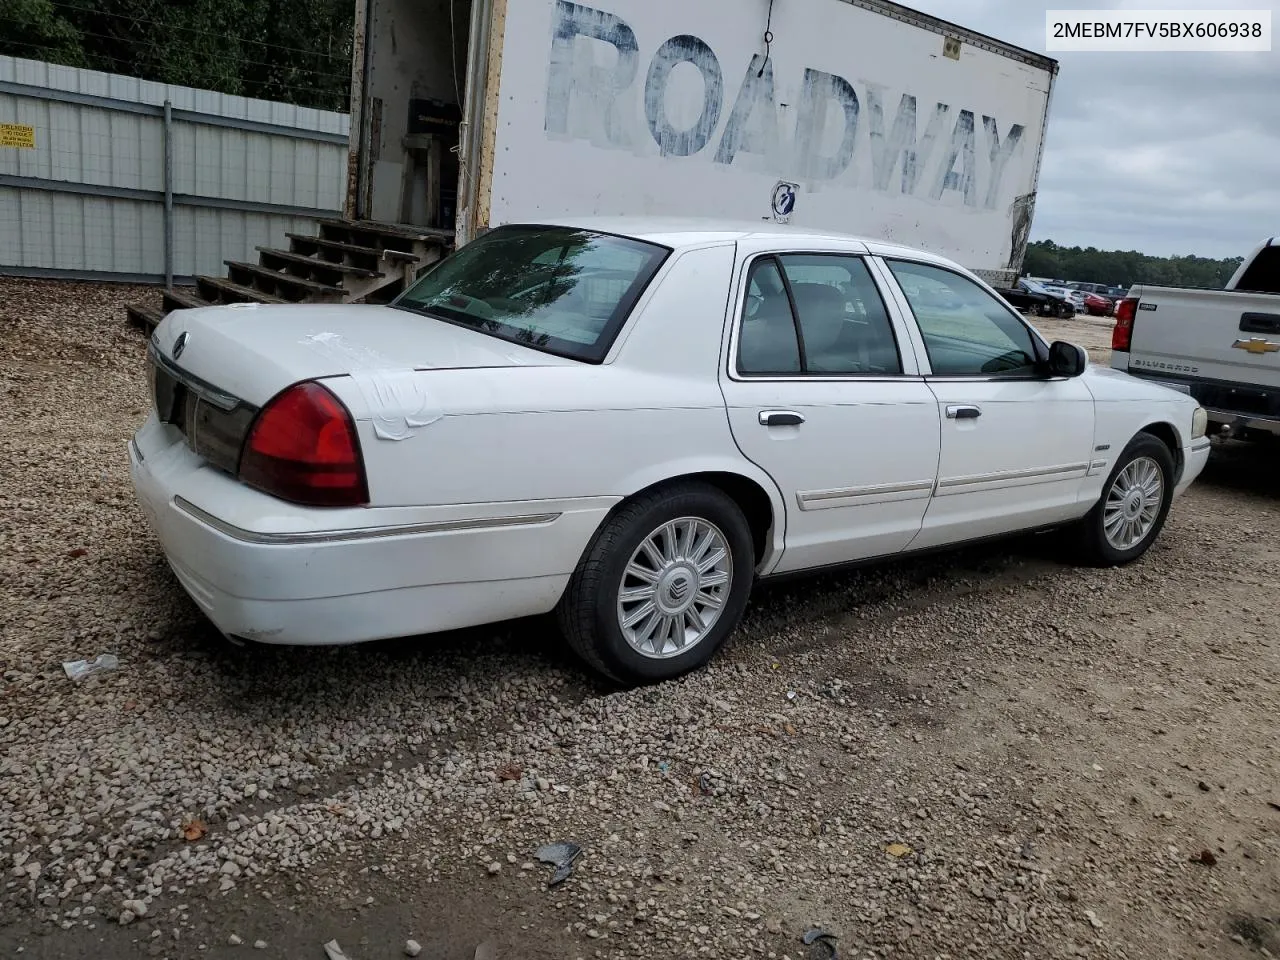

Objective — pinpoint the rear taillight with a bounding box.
[238,381,368,507]
[1112,297,1138,352]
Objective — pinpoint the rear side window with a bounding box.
[1235,246,1280,294]
[393,225,670,362]
[737,254,902,376]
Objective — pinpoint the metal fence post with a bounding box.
[162,99,174,289]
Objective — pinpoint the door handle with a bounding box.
[1240,312,1280,335]
[946,405,982,420]
[759,410,805,427]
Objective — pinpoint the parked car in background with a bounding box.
[1069,282,1112,296]
[1082,292,1115,316]
[995,278,1075,317]
[1111,235,1280,442]
[130,219,1211,686]
[1043,284,1082,314]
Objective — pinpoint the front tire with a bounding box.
[556,482,755,685]
[1071,434,1175,566]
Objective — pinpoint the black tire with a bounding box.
[556,481,755,686]
[1070,433,1176,567]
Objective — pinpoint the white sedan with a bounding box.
[129,218,1211,685]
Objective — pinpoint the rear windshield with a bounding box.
[392,225,671,362]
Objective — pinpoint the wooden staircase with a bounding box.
[125,219,454,331]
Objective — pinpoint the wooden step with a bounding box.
[316,218,454,243]
[256,246,383,279]
[196,276,285,305]
[225,261,343,300]
[162,287,212,312]
[126,303,164,330]
[285,233,420,263]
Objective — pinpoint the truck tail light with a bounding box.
[1112,297,1139,352]
[238,381,369,507]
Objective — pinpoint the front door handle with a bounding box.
[946,405,982,420]
[759,410,805,427]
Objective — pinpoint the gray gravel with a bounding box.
[2,279,1278,960]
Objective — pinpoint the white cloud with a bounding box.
[908,0,1280,258]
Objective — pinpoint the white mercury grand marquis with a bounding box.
[129,218,1211,685]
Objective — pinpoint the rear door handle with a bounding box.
[946,405,982,420]
[759,410,805,427]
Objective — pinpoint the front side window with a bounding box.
[887,260,1040,377]
[737,253,902,376]
[393,225,670,362]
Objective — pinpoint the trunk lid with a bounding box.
[151,302,575,407]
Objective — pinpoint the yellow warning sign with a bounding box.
[0,124,36,149]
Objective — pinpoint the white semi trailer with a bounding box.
[346,0,1058,283]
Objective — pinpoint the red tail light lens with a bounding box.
[1112,297,1138,352]
[238,381,369,507]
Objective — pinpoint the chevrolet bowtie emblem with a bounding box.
[1232,337,1280,355]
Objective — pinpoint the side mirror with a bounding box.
[1048,340,1088,377]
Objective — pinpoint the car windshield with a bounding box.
[1019,279,1048,294]
[392,225,671,362]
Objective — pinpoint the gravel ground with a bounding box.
[1,280,1278,960]
[1034,313,1116,365]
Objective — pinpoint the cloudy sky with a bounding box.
[906,0,1279,258]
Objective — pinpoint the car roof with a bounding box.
[517,216,966,272]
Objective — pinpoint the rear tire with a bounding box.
[556,482,755,686]
[1070,433,1176,567]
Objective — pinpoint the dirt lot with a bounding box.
[1,281,1278,960]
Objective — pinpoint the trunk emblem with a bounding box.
[173,331,189,359]
[1232,337,1280,356]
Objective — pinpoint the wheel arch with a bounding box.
[585,464,786,574]
[1136,419,1184,483]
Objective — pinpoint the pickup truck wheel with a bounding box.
[1071,434,1175,566]
[556,482,754,686]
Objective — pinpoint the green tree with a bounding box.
[0,0,87,65]
[1024,241,1243,289]
[0,0,353,111]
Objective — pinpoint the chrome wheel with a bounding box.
[1102,456,1164,550]
[616,517,733,659]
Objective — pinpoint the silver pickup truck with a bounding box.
[1110,236,1280,440]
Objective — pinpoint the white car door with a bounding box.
[718,241,941,575]
[875,257,1097,551]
